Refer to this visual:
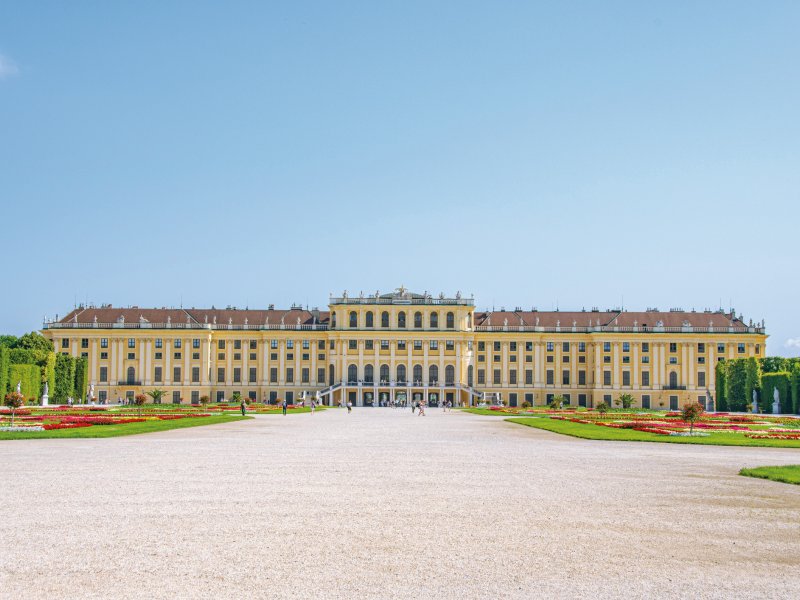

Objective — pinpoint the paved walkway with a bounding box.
[1,408,799,599]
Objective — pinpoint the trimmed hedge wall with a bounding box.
[0,346,9,396]
[54,353,76,403]
[8,363,41,401]
[74,357,88,402]
[715,360,727,411]
[760,372,792,414]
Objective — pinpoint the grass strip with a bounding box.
[739,465,800,485]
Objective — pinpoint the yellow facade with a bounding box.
[42,289,766,409]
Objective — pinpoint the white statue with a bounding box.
[43,381,49,396]
[16,381,21,394]
[752,388,758,413]
[773,387,781,414]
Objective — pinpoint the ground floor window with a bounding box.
[446,392,454,403]
[348,391,356,405]
[669,395,678,410]
[269,391,277,404]
[563,393,570,405]
[286,392,294,403]
[642,394,650,409]
[191,391,199,404]
[603,394,612,404]
[99,390,107,403]
[525,393,533,405]
[578,393,587,407]
[509,393,518,407]
[172,391,180,404]
[216,391,224,402]
[248,390,257,401]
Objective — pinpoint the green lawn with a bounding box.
[506,417,800,448]
[739,465,800,485]
[0,415,251,440]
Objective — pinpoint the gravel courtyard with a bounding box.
[1,408,799,599]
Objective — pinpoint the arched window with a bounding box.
[430,312,438,328]
[329,364,335,385]
[332,312,337,329]
[380,364,389,383]
[669,371,678,388]
[381,311,389,328]
[364,364,374,383]
[445,365,455,385]
[413,364,423,384]
[397,364,406,383]
[429,365,438,384]
[398,311,406,328]
[414,311,422,328]
[446,312,455,329]
[349,311,358,328]
[467,365,474,387]
[126,366,136,384]
[348,364,358,383]
[365,311,374,328]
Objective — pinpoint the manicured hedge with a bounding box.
[0,346,9,396]
[760,372,792,414]
[74,357,88,403]
[54,353,76,402]
[714,360,727,411]
[8,363,41,401]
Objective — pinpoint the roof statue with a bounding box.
[359,291,364,298]
[342,290,348,299]
[439,292,445,300]
[683,320,691,327]
[167,316,171,324]
[556,320,560,328]
[186,314,191,324]
[139,315,148,324]
[280,314,285,325]
[228,317,233,325]
[73,314,78,323]
[297,317,301,325]
[656,320,663,327]
[396,285,406,296]
[265,316,269,325]
[573,320,577,327]
[633,320,637,327]
[93,315,98,324]
[118,315,125,323]
[244,317,248,326]
[503,318,508,327]
[456,291,461,299]
[535,317,540,326]
[213,315,217,325]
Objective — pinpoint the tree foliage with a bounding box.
[74,357,88,402]
[714,360,728,411]
[3,391,25,426]
[615,393,634,409]
[760,372,792,414]
[147,389,167,404]
[681,401,705,435]
[53,354,76,402]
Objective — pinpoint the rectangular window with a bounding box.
[509,370,517,384]
[192,367,200,383]
[414,340,422,350]
[318,340,325,350]
[286,368,294,383]
[270,367,278,383]
[546,342,554,352]
[397,341,406,350]
[217,391,225,402]
[318,353,325,360]
[270,353,277,360]
[302,340,309,350]
[642,371,650,386]
[100,338,108,348]
[562,342,569,352]
[478,342,485,351]
[525,355,532,363]
[477,369,486,384]
[603,356,611,364]
[562,355,570,363]
[301,368,309,383]
[81,338,89,349]
[234,340,242,350]
[61,338,69,348]
[174,352,181,360]
[642,356,650,364]
[329,340,335,350]
[99,366,108,382]
[642,395,651,409]
[603,370,612,386]
[128,338,135,348]
[172,391,181,404]
[493,369,501,384]
[317,368,325,384]
[578,342,586,352]
[174,366,181,382]
[642,342,649,353]
[154,338,162,349]
[446,340,454,351]
[510,342,517,352]
[525,342,533,352]
[234,353,241,361]
[698,371,706,387]
[249,367,257,383]
[525,393,534,404]
[698,356,706,364]
[622,371,631,386]
[127,353,135,360]
[578,370,586,385]
[348,340,357,350]
[286,340,294,350]
[603,342,611,352]
[191,391,200,404]
[269,391,277,403]
[669,357,677,364]
[622,342,630,352]
[622,356,630,364]
[669,343,677,353]
[494,341,501,351]
[670,395,679,410]
[217,367,225,382]
[547,355,554,363]
[430,340,438,350]
[578,393,587,407]
[154,367,163,383]
[174,339,182,349]
[271,340,278,349]
[363,340,373,351]
[698,343,705,353]
[525,369,533,385]
[717,343,725,353]
[249,352,256,361]
[578,355,586,364]
[546,370,554,385]
[738,343,745,353]
[562,370,570,385]
[493,355,501,363]
[478,355,485,362]
[381,340,389,350]
[193,339,200,349]
[510,355,517,363]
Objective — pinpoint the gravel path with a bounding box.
[1,408,799,599]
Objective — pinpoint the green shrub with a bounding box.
[54,353,76,402]
[761,372,792,414]
[74,357,88,402]
[715,360,728,411]
[0,346,9,396]
[8,363,41,401]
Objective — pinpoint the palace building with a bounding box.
[42,288,767,410]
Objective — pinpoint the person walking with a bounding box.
[418,402,426,417]
[347,401,352,413]
[240,399,247,416]
[310,399,316,414]
[282,398,288,416]
[412,401,416,414]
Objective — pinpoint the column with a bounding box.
[144,340,152,385]
[633,343,639,388]
[138,339,145,384]
[687,344,695,388]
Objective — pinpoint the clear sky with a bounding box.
[1,2,798,355]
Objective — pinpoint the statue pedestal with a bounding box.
[41,394,49,406]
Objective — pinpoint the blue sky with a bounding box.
[1,2,798,355]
